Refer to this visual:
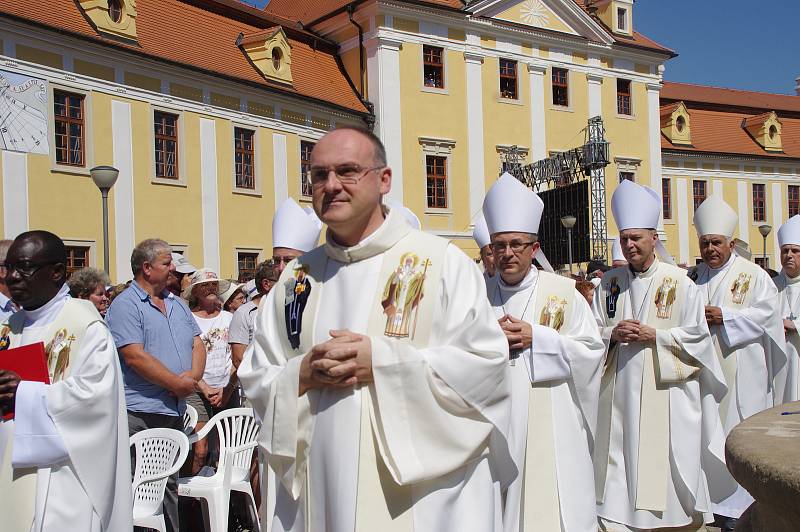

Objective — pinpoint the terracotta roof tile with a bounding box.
[662,81,800,114]
[0,0,369,114]
[264,0,465,25]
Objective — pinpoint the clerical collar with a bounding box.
[324,207,411,264]
[20,284,71,327]
[630,256,659,279]
[498,267,538,294]
[707,252,737,273]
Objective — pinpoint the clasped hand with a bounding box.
[611,319,656,343]
[704,306,723,327]
[299,329,372,395]
[498,315,532,350]
[0,369,21,415]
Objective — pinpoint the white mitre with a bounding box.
[387,199,421,230]
[483,173,544,235]
[473,213,491,249]
[778,215,800,247]
[272,198,323,252]
[611,237,625,262]
[611,179,661,231]
[693,193,737,238]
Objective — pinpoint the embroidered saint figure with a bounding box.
[285,266,311,349]
[730,273,751,305]
[654,276,678,320]
[0,325,10,351]
[46,328,76,382]
[539,295,567,332]
[381,253,429,339]
[606,277,620,318]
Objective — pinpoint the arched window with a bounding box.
[108,0,123,23]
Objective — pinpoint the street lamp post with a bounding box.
[90,166,119,276]
[758,224,772,269]
[561,215,577,275]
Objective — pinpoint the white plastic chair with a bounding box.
[178,408,261,532]
[131,428,191,532]
[183,403,198,435]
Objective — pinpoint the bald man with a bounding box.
[0,231,131,531]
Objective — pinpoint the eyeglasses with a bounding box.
[4,260,59,278]
[271,256,297,265]
[491,241,536,254]
[307,164,384,188]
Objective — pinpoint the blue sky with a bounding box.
[635,0,800,95]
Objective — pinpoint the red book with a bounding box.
[0,342,50,420]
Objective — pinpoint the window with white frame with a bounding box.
[419,136,455,211]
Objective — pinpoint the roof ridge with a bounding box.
[664,80,800,99]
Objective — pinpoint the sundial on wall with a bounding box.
[0,70,49,155]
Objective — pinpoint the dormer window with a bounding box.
[660,101,691,146]
[272,48,282,71]
[238,27,293,85]
[617,8,627,32]
[108,0,122,23]
[78,0,137,41]
[769,124,778,140]
[676,115,686,133]
[742,111,782,152]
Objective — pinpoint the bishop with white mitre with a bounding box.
[592,180,727,532]
[239,126,514,532]
[0,231,131,532]
[774,214,800,403]
[691,194,788,522]
[482,174,605,532]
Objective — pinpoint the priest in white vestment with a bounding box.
[239,126,514,532]
[0,230,131,532]
[592,180,727,532]
[775,215,800,403]
[481,174,605,532]
[474,213,496,279]
[690,195,788,527]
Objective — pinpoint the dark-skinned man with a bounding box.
[0,239,16,322]
[776,214,800,403]
[482,173,604,532]
[591,180,726,532]
[691,194,787,531]
[0,230,131,531]
[106,238,206,532]
[239,126,513,532]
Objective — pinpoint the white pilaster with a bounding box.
[676,177,689,264]
[737,181,749,243]
[1,151,28,239]
[713,179,723,197]
[199,118,220,272]
[367,36,404,203]
[587,73,603,118]
[111,100,135,281]
[772,182,782,261]
[465,46,486,221]
[272,133,288,204]
[528,63,548,162]
[647,83,665,233]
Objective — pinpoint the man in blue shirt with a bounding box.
[106,238,205,532]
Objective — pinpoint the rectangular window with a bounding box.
[662,178,672,220]
[426,155,447,209]
[617,8,627,31]
[552,67,569,107]
[237,252,259,282]
[234,127,255,190]
[752,183,766,222]
[65,245,89,279]
[53,90,85,167]
[692,180,706,212]
[617,79,632,115]
[619,172,634,183]
[300,140,315,197]
[789,185,800,217]
[423,45,444,89]
[755,257,769,270]
[499,59,518,100]
[154,111,179,179]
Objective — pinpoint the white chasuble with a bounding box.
[239,208,514,532]
[0,287,132,532]
[591,259,727,530]
[775,271,800,403]
[486,269,604,532]
[694,254,787,517]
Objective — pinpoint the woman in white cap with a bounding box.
[183,269,236,474]
[776,214,800,403]
[220,281,246,313]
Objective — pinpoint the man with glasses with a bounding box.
[271,198,323,275]
[239,126,514,532]
[0,239,16,323]
[0,230,131,531]
[482,173,604,532]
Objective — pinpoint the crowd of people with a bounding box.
[0,124,799,532]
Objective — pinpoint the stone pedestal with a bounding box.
[726,401,800,531]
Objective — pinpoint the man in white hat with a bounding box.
[272,198,323,275]
[239,126,514,532]
[473,213,495,279]
[691,194,788,529]
[592,179,726,532]
[611,237,627,268]
[776,214,800,403]
[482,174,604,532]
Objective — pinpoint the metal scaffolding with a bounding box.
[505,116,610,261]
